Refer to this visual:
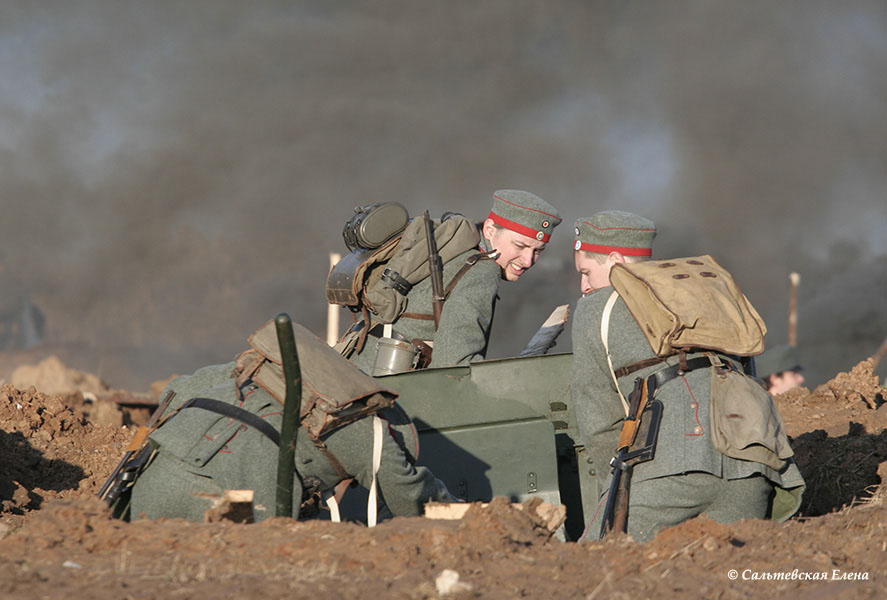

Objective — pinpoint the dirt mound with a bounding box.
[776,358,887,437]
[0,384,130,528]
[10,355,112,397]
[773,359,887,516]
[0,359,884,598]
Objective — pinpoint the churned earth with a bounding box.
[0,356,884,599]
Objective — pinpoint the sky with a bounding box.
[1,0,885,389]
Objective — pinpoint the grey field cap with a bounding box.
[488,190,562,242]
[756,344,803,379]
[573,210,656,256]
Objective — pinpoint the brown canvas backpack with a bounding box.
[609,255,767,357]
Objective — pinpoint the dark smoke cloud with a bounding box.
[0,1,884,389]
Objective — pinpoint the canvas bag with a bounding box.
[235,320,396,439]
[608,255,767,357]
[708,361,794,470]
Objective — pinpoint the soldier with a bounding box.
[756,344,805,394]
[126,322,456,522]
[349,189,561,373]
[570,210,805,542]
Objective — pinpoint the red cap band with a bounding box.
[576,241,652,257]
[488,212,551,242]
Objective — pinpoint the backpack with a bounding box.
[608,255,767,357]
[235,319,396,439]
[326,211,484,328]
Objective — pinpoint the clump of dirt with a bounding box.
[0,384,130,528]
[0,358,884,599]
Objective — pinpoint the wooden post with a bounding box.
[788,272,800,347]
[327,252,341,346]
[275,313,302,518]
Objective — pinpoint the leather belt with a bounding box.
[646,356,735,391]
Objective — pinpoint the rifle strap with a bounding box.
[443,250,497,299]
[600,290,631,416]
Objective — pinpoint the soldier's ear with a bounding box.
[481,218,498,241]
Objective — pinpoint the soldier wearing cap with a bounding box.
[756,344,805,394]
[570,210,804,542]
[350,189,561,373]
[124,323,457,523]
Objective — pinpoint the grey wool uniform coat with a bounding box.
[350,244,501,373]
[129,362,454,522]
[571,287,805,540]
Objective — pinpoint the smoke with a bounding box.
[0,0,884,389]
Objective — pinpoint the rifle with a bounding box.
[423,210,445,330]
[599,376,663,538]
[98,389,177,508]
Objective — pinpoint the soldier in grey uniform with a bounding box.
[128,323,456,522]
[349,189,561,373]
[756,344,805,394]
[570,211,805,542]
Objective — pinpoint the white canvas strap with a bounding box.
[324,492,341,523]
[600,290,630,416]
[366,415,384,528]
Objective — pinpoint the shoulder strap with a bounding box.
[599,291,630,416]
[180,397,281,446]
[390,249,500,323]
[443,250,499,299]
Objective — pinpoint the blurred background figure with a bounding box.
[0,259,45,351]
[757,344,805,395]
